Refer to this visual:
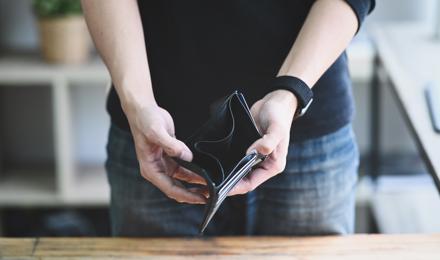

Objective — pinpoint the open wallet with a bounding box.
[173,91,266,234]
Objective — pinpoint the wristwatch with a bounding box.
[270,75,314,118]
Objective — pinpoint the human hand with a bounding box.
[125,103,208,204]
[229,90,297,195]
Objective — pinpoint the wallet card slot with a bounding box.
[174,91,266,234]
[237,92,262,136]
[218,152,263,201]
[194,92,262,186]
[218,93,262,180]
[194,134,235,184]
[191,148,225,185]
[186,95,233,144]
[192,94,237,185]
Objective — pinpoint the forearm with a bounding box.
[278,0,358,87]
[81,0,155,113]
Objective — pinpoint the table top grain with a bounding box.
[1,234,440,259]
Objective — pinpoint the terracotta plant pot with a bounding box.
[38,16,90,64]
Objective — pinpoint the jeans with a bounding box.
[105,123,359,236]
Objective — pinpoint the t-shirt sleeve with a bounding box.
[344,0,376,33]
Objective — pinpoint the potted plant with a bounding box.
[33,0,90,64]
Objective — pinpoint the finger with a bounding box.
[231,141,289,196]
[149,127,193,161]
[163,156,207,185]
[141,159,207,204]
[173,167,207,185]
[151,173,207,204]
[247,123,284,155]
[250,99,263,119]
[188,186,210,198]
[228,167,269,196]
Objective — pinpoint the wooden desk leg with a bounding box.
[369,55,382,181]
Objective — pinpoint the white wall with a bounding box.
[352,0,438,155]
[0,0,38,51]
[70,85,109,164]
[365,0,436,25]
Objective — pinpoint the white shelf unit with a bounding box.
[0,54,110,207]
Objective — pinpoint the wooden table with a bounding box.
[1,234,440,259]
[369,23,440,192]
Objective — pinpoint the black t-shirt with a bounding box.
[107,0,375,142]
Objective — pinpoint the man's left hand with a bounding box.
[229,89,298,195]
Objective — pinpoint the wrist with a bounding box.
[115,75,156,112]
[267,89,298,116]
[118,87,157,122]
[269,75,313,118]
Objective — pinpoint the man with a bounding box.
[82,0,375,236]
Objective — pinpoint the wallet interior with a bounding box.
[185,91,262,187]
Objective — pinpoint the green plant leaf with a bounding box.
[33,0,82,18]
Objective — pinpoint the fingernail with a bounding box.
[182,150,192,161]
[246,148,257,155]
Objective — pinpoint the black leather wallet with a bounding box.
[174,91,266,234]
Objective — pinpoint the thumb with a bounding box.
[247,123,283,156]
[151,127,193,161]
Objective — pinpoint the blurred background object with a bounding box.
[435,0,440,40]
[33,0,91,64]
[0,0,439,236]
[0,0,109,237]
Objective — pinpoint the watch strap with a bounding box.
[270,76,313,109]
[271,76,313,118]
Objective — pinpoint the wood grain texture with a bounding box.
[0,238,36,259]
[1,234,440,259]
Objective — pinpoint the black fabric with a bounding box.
[106,0,375,142]
[345,0,376,33]
[270,76,313,108]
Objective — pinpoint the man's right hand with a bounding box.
[126,103,207,204]
[81,0,206,204]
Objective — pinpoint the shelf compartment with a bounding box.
[66,84,110,205]
[0,85,58,206]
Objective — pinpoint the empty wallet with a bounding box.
[174,90,266,234]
